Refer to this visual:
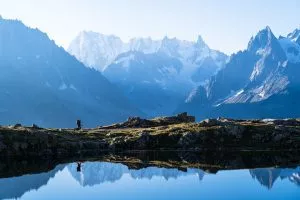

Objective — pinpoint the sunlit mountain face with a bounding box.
[177,27,300,120]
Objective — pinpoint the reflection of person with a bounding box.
[76,120,81,130]
[77,162,82,172]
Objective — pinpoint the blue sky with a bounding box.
[0,0,299,54]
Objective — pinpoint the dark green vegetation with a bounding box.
[0,113,300,158]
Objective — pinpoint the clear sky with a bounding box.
[0,0,299,54]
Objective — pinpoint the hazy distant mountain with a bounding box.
[0,18,141,127]
[69,32,227,116]
[128,37,162,54]
[177,26,300,120]
[103,51,189,116]
[68,32,162,71]
[68,32,227,77]
[68,31,125,71]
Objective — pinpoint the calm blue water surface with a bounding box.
[1,161,299,200]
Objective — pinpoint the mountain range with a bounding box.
[1,16,300,126]
[68,31,228,116]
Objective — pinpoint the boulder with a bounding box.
[13,123,22,128]
[199,119,222,127]
[32,124,41,129]
[176,112,196,123]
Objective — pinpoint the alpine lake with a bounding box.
[0,151,299,200]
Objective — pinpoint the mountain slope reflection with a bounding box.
[250,167,300,189]
[0,164,65,200]
[67,162,300,189]
[67,162,205,186]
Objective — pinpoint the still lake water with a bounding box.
[0,161,299,200]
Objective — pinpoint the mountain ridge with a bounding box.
[177,26,300,120]
[0,17,142,127]
[68,31,228,73]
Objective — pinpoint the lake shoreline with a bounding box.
[1,113,300,158]
[1,150,300,179]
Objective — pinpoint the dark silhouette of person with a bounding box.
[76,119,81,130]
[77,162,82,172]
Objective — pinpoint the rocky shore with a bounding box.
[1,113,300,158]
[1,150,300,179]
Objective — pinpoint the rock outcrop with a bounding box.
[102,112,195,128]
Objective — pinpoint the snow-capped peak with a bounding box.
[279,37,300,63]
[161,36,181,47]
[128,37,161,54]
[247,26,278,53]
[278,28,300,63]
[287,28,300,43]
[68,31,124,71]
[113,51,136,67]
[196,35,207,48]
[68,32,228,78]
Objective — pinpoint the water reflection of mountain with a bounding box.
[1,161,300,200]
[0,164,65,200]
[67,162,205,187]
[68,162,300,189]
[67,162,128,186]
[250,167,300,189]
[129,167,205,181]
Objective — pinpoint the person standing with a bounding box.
[76,119,81,130]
